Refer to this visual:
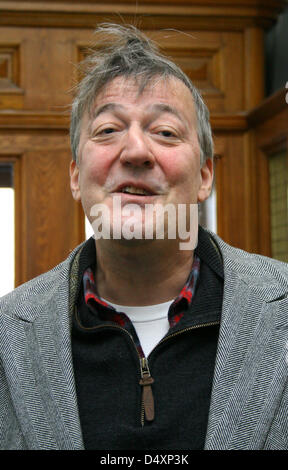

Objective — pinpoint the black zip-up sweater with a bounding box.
[72,227,223,450]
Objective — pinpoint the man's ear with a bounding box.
[197,158,214,203]
[70,160,81,201]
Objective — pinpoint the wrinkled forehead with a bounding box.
[87,74,197,123]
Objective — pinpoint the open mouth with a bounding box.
[118,185,155,196]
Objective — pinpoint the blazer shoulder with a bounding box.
[207,230,288,298]
[0,241,85,322]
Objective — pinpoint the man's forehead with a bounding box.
[88,75,196,120]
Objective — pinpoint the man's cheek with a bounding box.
[83,163,107,186]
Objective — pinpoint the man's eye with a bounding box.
[159,130,174,137]
[92,127,117,138]
[101,127,116,134]
[157,129,177,138]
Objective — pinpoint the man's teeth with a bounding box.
[121,186,151,195]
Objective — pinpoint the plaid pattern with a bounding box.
[83,255,201,358]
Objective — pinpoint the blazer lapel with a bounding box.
[205,256,288,450]
[0,265,84,450]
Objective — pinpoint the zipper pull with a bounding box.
[139,357,155,423]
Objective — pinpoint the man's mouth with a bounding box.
[114,184,157,196]
[120,185,153,196]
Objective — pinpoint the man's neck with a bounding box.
[94,239,194,306]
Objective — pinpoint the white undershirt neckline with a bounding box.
[102,299,174,358]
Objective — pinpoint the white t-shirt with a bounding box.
[103,299,174,357]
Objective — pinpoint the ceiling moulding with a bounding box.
[0,1,286,30]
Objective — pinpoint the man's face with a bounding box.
[70,76,213,240]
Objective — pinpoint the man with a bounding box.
[1,24,288,451]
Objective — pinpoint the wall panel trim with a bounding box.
[0,0,285,29]
[0,110,248,131]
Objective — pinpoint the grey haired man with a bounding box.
[1,24,288,450]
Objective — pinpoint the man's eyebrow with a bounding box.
[148,103,189,129]
[149,103,182,119]
[90,102,189,129]
[91,103,125,120]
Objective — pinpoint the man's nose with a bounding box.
[119,125,155,168]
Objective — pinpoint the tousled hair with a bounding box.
[70,23,214,165]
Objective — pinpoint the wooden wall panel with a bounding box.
[246,90,288,256]
[0,130,83,284]
[0,27,244,113]
[140,30,245,113]
[214,133,251,250]
[0,40,23,109]
[22,148,82,281]
[0,27,77,111]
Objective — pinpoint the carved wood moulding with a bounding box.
[0,110,70,130]
[0,109,248,132]
[247,88,288,127]
[0,45,22,91]
[0,0,286,29]
[0,44,24,109]
[78,42,225,100]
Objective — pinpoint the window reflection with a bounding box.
[269,150,288,262]
[199,185,217,233]
[85,216,94,240]
[0,163,14,296]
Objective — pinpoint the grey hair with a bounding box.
[70,23,213,165]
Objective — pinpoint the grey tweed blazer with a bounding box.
[1,230,288,450]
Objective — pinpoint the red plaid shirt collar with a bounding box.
[82,255,201,357]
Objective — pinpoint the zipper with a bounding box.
[156,320,220,348]
[76,311,154,427]
[76,309,155,427]
[75,307,219,428]
[139,357,155,426]
[75,307,151,425]
[139,319,220,427]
